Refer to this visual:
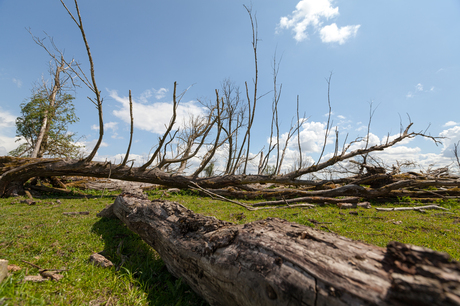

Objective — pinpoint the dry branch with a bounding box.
[62,211,90,215]
[97,194,460,306]
[337,202,372,209]
[376,205,449,212]
[120,90,134,167]
[250,196,359,207]
[189,182,254,211]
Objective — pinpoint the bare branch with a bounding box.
[241,5,259,174]
[296,95,303,169]
[317,72,333,165]
[261,51,282,175]
[140,82,179,170]
[193,90,224,177]
[120,90,134,167]
[376,205,449,212]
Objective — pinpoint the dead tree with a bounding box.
[97,194,460,306]
[0,0,448,201]
[233,5,260,175]
[219,79,247,175]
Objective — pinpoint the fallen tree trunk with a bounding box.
[2,156,460,204]
[98,194,460,306]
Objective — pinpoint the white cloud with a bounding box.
[105,122,120,139]
[372,147,452,170]
[91,122,122,139]
[0,108,23,155]
[105,122,118,131]
[444,121,458,127]
[138,88,169,103]
[109,89,206,134]
[297,121,331,153]
[154,88,169,100]
[278,0,360,44]
[0,135,24,156]
[319,23,360,44]
[0,108,16,128]
[406,83,434,98]
[91,122,118,131]
[75,138,109,154]
[439,126,460,157]
[12,78,22,88]
[336,114,352,131]
[278,0,338,41]
[139,89,153,104]
[272,121,332,154]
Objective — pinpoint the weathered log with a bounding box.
[3,156,460,201]
[98,194,460,306]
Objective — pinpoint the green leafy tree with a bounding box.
[9,89,82,158]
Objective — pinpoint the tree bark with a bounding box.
[97,194,460,306]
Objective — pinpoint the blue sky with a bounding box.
[0,0,459,173]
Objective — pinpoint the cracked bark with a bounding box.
[97,194,460,306]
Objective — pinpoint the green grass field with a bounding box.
[1,188,459,305]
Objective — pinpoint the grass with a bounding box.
[1,188,459,305]
[0,192,206,306]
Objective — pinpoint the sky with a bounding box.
[0,0,459,174]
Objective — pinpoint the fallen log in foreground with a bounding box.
[98,194,460,306]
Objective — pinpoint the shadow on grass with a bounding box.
[91,217,208,306]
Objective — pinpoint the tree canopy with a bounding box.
[9,88,81,158]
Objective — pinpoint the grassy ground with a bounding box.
[1,188,459,305]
